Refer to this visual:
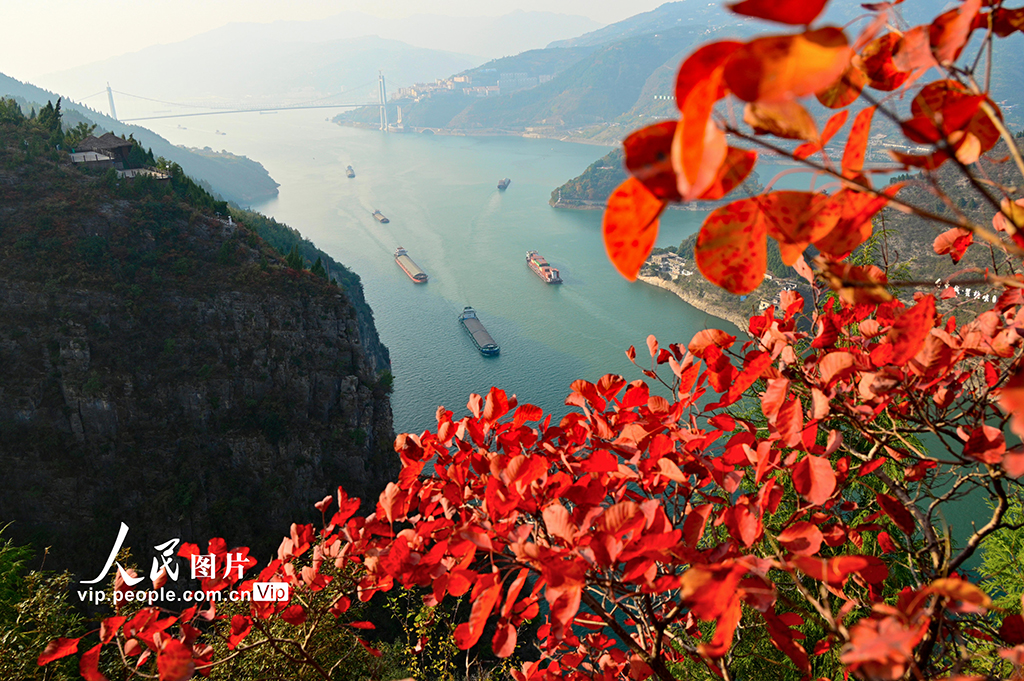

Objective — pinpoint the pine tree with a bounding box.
[310,257,327,279]
[285,245,304,271]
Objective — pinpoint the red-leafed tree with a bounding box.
[41,1,1024,680]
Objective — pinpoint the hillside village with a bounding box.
[395,69,556,101]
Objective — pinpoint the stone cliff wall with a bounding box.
[0,129,397,569]
[0,272,397,569]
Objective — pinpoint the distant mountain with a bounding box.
[547,0,742,48]
[37,11,601,113]
[0,73,278,205]
[336,23,709,135]
[39,34,478,114]
[162,10,602,62]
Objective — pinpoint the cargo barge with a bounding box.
[394,247,428,283]
[346,165,355,178]
[498,178,511,190]
[526,250,562,284]
[459,307,499,356]
[372,210,389,223]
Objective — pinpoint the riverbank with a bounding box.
[636,274,753,331]
[336,120,615,147]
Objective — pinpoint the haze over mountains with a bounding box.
[38,10,602,110]
[334,0,1024,144]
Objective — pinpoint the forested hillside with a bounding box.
[0,73,279,205]
[0,99,395,574]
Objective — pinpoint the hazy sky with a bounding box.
[1,0,665,82]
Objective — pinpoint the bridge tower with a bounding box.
[106,83,118,121]
[378,72,389,132]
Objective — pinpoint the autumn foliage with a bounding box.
[39,1,1024,680]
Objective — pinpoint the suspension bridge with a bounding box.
[76,73,396,130]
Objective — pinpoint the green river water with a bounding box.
[146,111,734,434]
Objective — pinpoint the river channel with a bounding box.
[146,111,729,434]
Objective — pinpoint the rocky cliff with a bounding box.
[0,107,396,571]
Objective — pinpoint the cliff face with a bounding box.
[0,116,396,570]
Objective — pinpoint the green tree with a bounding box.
[62,122,96,149]
[286,244,305,271]
[0,98,25,125]
[0,528,84,681]
[311,256,327,279]
[978,492,1024,612]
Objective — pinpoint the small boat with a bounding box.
[526,250,562,284]
[394,247,427,283]
[346,165,355,178]
[498,178,511,190]
[459,307,499,356]
[372,210,389,223]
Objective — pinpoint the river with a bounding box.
[144,111,730,434]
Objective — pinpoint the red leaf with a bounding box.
[816,62,867,108]
[842,106,875,178]
[963,425,1006,464]
[454,579,502,649]
[99,616,126,645]
[793,555,888,586]
[683,504,714,546]
[861,33,909,91]
[819,352,855,386]
[761,378,790,422]
[698,146,757,201]
[930,0,982,65]
[727,0,829,25]
[762,192,842,262]
[744,100,819,140]
[493,622,517,658]
[724,502,762,547]
[680,565,746,619]
[345,621,376,630]
[157,639,195,681]
[688,329,736,358]
[792,455,837,506]
[695,198,767,294]
[543,502,576,543]
[814,186,901,259]
[796,109,848,158]
[603,178,666,280]
[699,595,742,658]
[885,295,935,365]
[817,260,892,305]
[280,604,307,625]
[724,28,852,103]
[357,638,383,657]
[1004,447,1024,478]
[777,521,824,556]
[623,121,681,201]
[38,637,80,666]
[933,227,973,263]
[777,397,804,449]
[675,41,743,109]
[512,403,543,428]
[998,368,1024,440]
[764,610,811,672]
[876,493,916,535]
[724,351,774,404]
[79,643,107,681]
[673,88,729,200]
[228,614,252,650]
[993,7,1024,37]
[1001,614,1024,645]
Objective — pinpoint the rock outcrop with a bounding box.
[0,115,396,571]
